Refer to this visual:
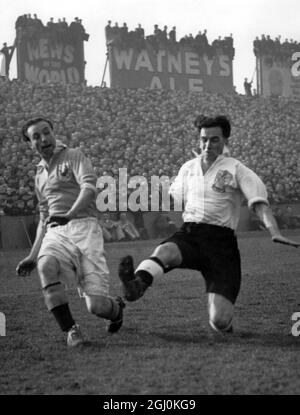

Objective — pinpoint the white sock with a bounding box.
[135,259,164,279]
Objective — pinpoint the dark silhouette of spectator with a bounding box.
[111,22,119,36]
[253,36,260,57]
[224,34,235,59]
[33,14,44,31]
[135,23,144,39]
[195,29,209,55]
[105,20,112,40]
[56,18,68,41]
[47,17,55,33]
[62,17,69,30]
[153,24,160,37]
[109,22,121,46]
[134,23,145,50]
[161,26,168,45]
[244,78,253,96]
[15,14,27,29]
[147,32,159,53]
[169,26,176,43]
[120,23,129,47]
[26,14,33,24]
[0,43,15,77]
[77,19,89,41]
[69,17,81,38]
[120,23,128,37]
[212,36,222,54]
[202,29,209,48]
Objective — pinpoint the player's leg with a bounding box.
[84,294,123,319]
[38,255,83,346]
[77,219,126,333]
[208,293,234,333]
[119,242,182,301]
[80,256,125,333]
[203,226,241,334]
[84,294,125,333]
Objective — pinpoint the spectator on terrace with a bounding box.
[118,212,140,240]
[1,43,15,77]
[101,212,125,241]
[169,26,176,43]
[244,78,253,97]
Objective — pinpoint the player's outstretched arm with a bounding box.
[16,219,47,276]
[254,203,300,248]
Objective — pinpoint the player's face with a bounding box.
[199,127,226,162]
[26,121,56,162]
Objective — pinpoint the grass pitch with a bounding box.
[0,230,300,395]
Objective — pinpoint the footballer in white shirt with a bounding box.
[118,115,299,334]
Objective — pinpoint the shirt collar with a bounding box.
[198,154,225,164]
[37,140,67,168]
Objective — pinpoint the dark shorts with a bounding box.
[161,222,241,304]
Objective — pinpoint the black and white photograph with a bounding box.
[0,0,300,398]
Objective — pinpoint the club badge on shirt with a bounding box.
[212,169,234,193]
[57,161,73,181]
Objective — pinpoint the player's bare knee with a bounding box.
[37,256,59,278]
[152,243,182,268]
[209,313,232,331]
[85,296,99,314]
[208,295,233,332]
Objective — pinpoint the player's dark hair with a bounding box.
[21,117,54,142]
[194,115,231,139]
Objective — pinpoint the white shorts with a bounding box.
[38,217,110,297]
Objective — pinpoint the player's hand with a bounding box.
[46,214,70,227]
[16,257,37,277]
[272,234,300,248]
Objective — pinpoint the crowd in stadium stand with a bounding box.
[105,21,234,59]
[253,35,300,62]
[0,77,300,231]
[15,14,89,42]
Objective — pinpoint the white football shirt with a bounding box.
[169,154,269,230]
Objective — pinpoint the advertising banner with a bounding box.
[17,31,85,84]
[259,56,300,97]
[109,46,234,93]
